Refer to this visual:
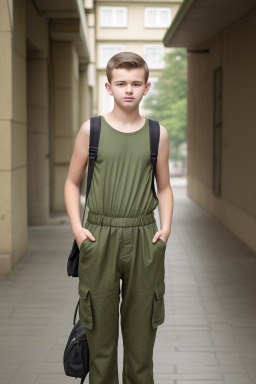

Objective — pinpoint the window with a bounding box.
[100,7,127,27]
[143,45,165,69]
[144,7,172,28]
[99,44,126,68]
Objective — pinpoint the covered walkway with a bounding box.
[0,184,256,383]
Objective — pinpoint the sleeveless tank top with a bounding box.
[86,115,159,218]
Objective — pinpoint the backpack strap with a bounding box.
[81,116,101,227]
[148,118,160,201]
[73,298,80,326]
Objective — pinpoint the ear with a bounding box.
[143,82,151,96]
[105,82,113,96]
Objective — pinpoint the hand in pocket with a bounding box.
[75,228,95,249]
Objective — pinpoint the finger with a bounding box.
[83,230,95,241]
[152,234,159,243]
[88,232,95,241]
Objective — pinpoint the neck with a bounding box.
[107,105,143,125]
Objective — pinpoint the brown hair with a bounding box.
[106,51,149,84]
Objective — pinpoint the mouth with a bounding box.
[123,98,134,100]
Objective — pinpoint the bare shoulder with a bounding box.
[66,119,91,185]
[79,118,90,138]
[75,118,90,148]
[159,124,169,140]
[159,124,169,149]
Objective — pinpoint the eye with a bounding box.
[117,83,124,86]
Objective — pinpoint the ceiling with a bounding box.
[163,0,256,49]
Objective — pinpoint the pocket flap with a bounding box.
[155,282,165,300]
[78,282,90,299]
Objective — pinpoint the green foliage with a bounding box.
[143,48,187,159]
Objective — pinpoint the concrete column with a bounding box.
[79,64,92,125]
[51,42,79,212]
[0,0,27,275]
[27,57,50,224]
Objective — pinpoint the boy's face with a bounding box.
[105,67,151,109]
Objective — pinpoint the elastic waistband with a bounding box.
[87,211,156,227]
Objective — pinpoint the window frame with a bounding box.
[99,6,128,28]
[144,7,172,28]
[142,44,165,69]
[99,44,126,68]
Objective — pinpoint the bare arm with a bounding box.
[64,119,95,248]
[152,124,174,245]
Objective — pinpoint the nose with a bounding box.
[126,84,133,93]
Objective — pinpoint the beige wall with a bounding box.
[86,11,97,116]
[27,0,50,225]
[51,42,80,212]
[96,1,181,43]
[0,0,27,274]
[187,8,256,252]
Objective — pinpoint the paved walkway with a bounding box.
[1,185,256,384]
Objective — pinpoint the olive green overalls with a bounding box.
[78,115,166,384]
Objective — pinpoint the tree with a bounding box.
[144,48,187,160]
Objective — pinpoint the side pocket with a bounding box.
[158,238,167,249]
[152,281,165,329]
[78,282,94,330]
[80,236,89,250]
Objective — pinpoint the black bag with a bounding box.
[63,299,89,384]
[67,116,160,277]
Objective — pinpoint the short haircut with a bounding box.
[106,51,149,84]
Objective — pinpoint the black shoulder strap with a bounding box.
[148,118,160,201]
[74,298,80,326]
[81,116,101,227]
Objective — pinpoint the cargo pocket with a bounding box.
[152,281,165,329]
[78,281,94,330]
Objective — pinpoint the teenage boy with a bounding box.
[64,51,174,384]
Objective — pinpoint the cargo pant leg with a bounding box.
[78,220,122,384]
[120,221,166,384]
